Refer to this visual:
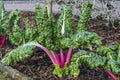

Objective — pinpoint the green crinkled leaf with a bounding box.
[117,45,120,62]
[35,3,56,50]
[8,9,20,24]
[77,2,92,31]
[23,18,37,42]
[35,3,48,34]
[69,50,107,76]
[44,16,56,50]
[56,5,73,37]
[84,52,106,68]
[63,64,69,75]
[1,42,36,65]
[69,64,80,77]
[0,0,8,36]
[68,50,87,76]
[53,5,73,50]
[7,9,24,46]
[105,59,120,74]
[69,44,120,77]
[109,44,119,51]
[97,46,117,60]
[35,3,48,46]
[61,31,102,49]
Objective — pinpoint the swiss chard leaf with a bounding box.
[117,45,120,62]
[0,0,8,38]
[77,2,92,32]
[105,59,120,74]
[97,46,117,60]
[1,42,36,65]
[69,50,107,76]
[7,9,24,46]
[61,31,102,49]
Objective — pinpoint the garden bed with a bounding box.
[0,11,120,80]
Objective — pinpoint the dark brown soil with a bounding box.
[0,11,120,80]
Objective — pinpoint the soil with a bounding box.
[0,11,120,80]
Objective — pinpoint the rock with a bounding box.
[0,62,33,80]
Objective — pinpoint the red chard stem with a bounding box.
[35,44,56,65]
[51,51,60,65]
[60,48,65,68]
[65,48,72,64]
[54,52,60,65]
[118,74,120,79]
[0,34,6,47]
[105,70,116,80]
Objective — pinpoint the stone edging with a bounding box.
[0,62,33,80]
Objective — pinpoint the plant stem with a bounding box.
[65,48,72,64]
[105,70,116,80]
[51,51,60,65]
[60,48,64,68]
[35,44,56,65]
[0,34,6,47]
[118,74,120,79]
[46,0,52,19]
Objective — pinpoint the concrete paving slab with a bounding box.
[4,2,80,15]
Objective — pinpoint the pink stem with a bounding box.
[54,52,60,65]
[65,48,72,64]
[51,51,60,65]
[35,44,56,65]
[60,48,64,68]
[0,38,2,46]
[1,35,6,47]
[0,34,6,47]
[118,74,120,79]
[105,70,116,80]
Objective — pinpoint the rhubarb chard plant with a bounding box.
[1,1,120,79]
